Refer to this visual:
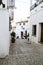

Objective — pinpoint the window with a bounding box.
[3,4,5,8]
[32,25,36,36]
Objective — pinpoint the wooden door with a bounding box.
[41,23,43,42]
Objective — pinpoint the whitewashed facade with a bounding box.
[0,10,10,58]
[30,0,43,43]
[14,20,30,38]
[0,0,15,58]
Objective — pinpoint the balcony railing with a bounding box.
[30,0,43,11]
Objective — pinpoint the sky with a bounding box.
[14,0,30,22]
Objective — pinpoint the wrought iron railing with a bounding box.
[30,0,43,11]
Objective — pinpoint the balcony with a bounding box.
[30,0,43,11]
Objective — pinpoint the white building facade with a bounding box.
[14,19,30,38]
[30,0,43,43]
[0,0,15,58]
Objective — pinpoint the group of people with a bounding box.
[10,30,29,43]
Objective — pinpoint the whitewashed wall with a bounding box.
[30,2,43,43]
[0,10,10,58]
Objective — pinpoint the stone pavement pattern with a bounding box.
[0,39,43,65]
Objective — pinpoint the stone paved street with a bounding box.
[0,39,43,65]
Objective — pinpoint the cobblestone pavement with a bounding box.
[0,39,43,65]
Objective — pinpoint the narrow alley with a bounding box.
[0,0,43,65]
[0,39,43,65]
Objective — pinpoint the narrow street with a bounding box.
[0,39,43,65]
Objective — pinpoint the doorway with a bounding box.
[21,31,23,39]
[41,23,43,42]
